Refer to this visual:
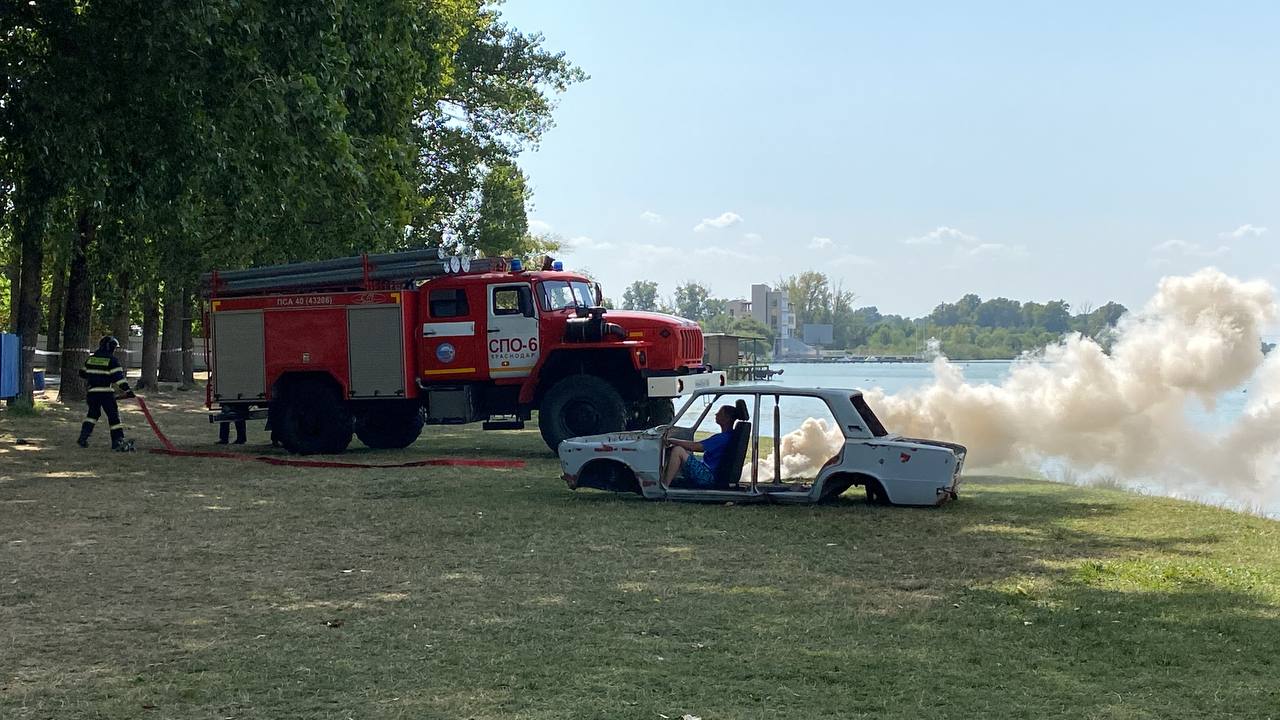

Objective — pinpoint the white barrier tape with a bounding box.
[162,348,187,353]
[25,348,136,356]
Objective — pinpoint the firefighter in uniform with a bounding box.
[77,336,136,450]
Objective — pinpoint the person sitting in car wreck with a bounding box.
[662,399,749,488]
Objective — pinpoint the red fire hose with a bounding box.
[131,396,525,470]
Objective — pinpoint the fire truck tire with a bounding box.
[354,403,424,449]
[539,375,627,454]
[626,398,675,430]
[276,379,353,455]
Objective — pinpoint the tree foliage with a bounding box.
[622,281,660,312]
[774,271,1129,360]
[672,281,712,322]
[0,1,583,403]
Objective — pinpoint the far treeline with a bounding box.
[620,272,1129,361]
[1,2,583,406]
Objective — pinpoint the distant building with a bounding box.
[725,299,751,320]
[750,283,796,355]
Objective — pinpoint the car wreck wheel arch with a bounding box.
[818,471,891,504]
[577,459,642,495]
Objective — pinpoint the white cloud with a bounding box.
[901,225,1026,258]
[742,232,763,244]
[831,254,874,267]
[1152,238,1229,258]
[639,210,663,224]
[903,226,977,246]
[693,211,743,232]
[1221,224,1268,240]
[568,235,614,252]
[528,219,553,235]
[809,236,833,249]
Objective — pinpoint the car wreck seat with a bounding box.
[712,421,752,490]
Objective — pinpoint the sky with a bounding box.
[500,1,1279,319]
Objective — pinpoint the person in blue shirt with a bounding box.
[662,399,749,488]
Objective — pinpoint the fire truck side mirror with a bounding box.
[593,282,604,306]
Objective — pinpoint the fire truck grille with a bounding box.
[679,328,703,364]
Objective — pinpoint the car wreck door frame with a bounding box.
[663,391,766,500]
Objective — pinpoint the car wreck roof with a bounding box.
[692,384,864,399]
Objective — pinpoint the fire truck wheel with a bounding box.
[539,375,627,454]
[626,398,675,430]
[354,403,424,449]
[277,379,353,455]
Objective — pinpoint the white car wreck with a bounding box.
[559,386,966,506]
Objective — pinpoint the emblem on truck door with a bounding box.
[436,343,457,363]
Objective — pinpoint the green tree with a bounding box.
[779,271,832,327]
[3,1,583,400]
[412,6,587,240]
[622,281,660,311]
[1040,300,1072,333]
[673,281,711,321]
[471,160,531,256]
[975,297,1023,328]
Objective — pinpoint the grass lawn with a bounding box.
[3,389,1279,719]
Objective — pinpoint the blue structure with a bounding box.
[0,333,17,399]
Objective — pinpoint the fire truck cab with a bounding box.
[202,252,724,455]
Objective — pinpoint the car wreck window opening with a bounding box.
[852,395,889,437]
[665,393,721,486]
[677,396,716,433]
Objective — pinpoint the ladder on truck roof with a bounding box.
[199,249,507,298]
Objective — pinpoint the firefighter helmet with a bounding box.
[99,335,121,353]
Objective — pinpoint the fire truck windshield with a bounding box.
[540,280,595,310]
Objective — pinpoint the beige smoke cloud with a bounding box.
[863,268,1280,509]
[749,416,845,483]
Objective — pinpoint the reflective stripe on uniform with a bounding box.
[83,369,113,375]
[85,357,110,366]
[87,387,117,393]
[109,424,124,430]
[83,417,97,424]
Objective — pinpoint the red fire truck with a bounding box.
[200,250,725,455]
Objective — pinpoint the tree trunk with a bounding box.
[137,282,161,390]
[14,214,44,406]
[159,278,184,382]
[5,252,18,334]
[181,285,196,387]
[46,252,66,371]
[58,210,95,403]
[112,270,133,370]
